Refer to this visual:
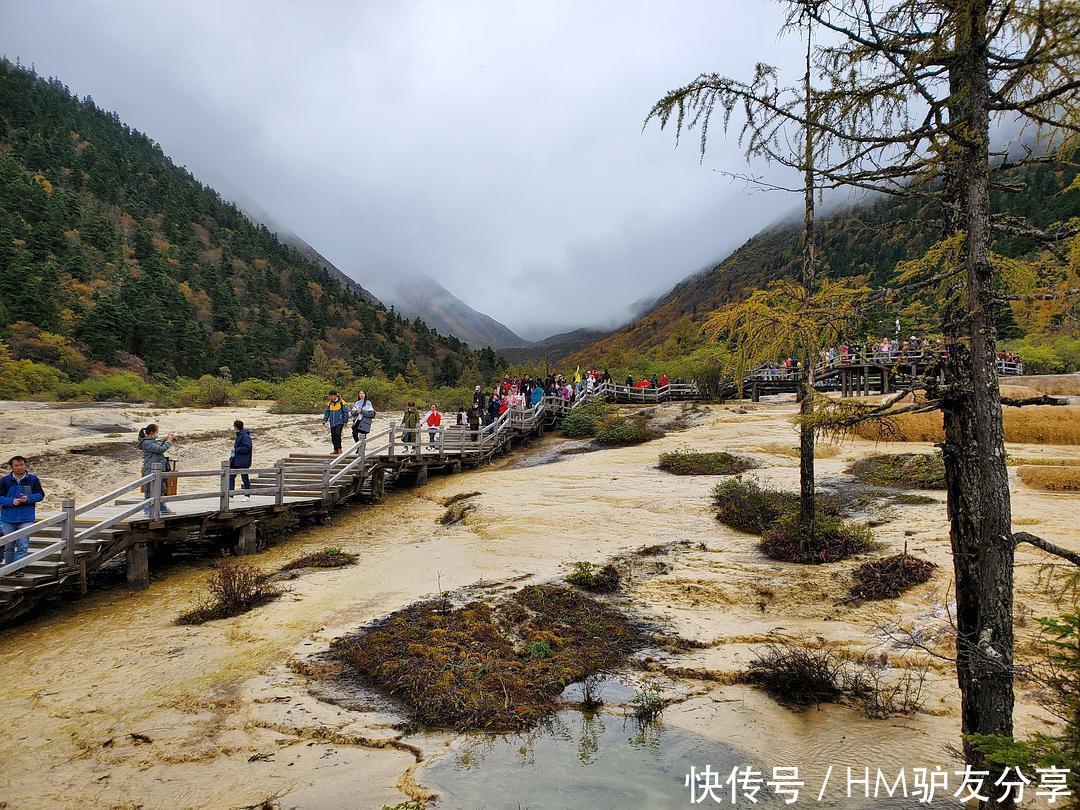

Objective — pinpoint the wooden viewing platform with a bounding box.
[0,381,701,626]
[744,352,1024,401]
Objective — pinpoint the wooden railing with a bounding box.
[0,380,704,581]
[746,352,1025,380]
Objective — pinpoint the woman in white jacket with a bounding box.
[350,392,376,445]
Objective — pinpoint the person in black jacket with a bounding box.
[229,420,253,500]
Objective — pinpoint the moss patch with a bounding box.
[658,450,756,476]
[333,584,648,731]
[849,453,946,489]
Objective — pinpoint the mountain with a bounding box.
[569,157,1080,367]
[379,274,528,349]
[0,59,482,385]
[497,327,611,366]
[231,195,382,307]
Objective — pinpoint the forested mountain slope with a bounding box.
[569,157,1080,370]
[0,59,479,386]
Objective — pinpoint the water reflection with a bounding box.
[419,708,756,809]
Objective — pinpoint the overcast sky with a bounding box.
[1,1,808,339]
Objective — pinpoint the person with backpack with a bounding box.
[322,391,349,455]
[137,424,175,515]
[229,420,253,501]
[401,402,420,447]
[350,391,376,445]
[0,455,45,570]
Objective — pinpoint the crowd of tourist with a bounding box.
[752,336,1025,379]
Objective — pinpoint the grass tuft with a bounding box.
[280,547,358,571]
[177,558,280,625]
[658,450,756,475]
[760,512,876,564]
[853,404,1080,445]
[1017,465,1080,492]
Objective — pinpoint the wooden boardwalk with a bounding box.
[744,352,1024,400]
[0,382,701,625]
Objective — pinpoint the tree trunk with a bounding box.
[942,2,1015,800]
[798,25,817,555]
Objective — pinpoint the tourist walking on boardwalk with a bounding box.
[229,420,252,500]
[422,402,442,445]
[467,407,481,443]
[351,391,376,445]
[487,392,500,424]
[322,391,349,455]
[402,402,420,447]
[137,424,174,515]
[0,455,45,570]
[473,385,485,411]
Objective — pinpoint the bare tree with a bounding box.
[647,0,1080,797]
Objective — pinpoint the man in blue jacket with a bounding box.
[322,391,349,455]
[0,456,45,570]
[229,420,253,501]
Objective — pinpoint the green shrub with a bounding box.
[232,378,279,400]
[0,358,67,399]
[562,401,615,438]
[175,374,235,407]
[54,371,162,403]
[594,414,660,446]
[713,476,799,534]
[658,450,756,475]
[760,512,875,564]
[272,373,334,414]
[564,561,620,592]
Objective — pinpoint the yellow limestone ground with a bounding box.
[0,400,1075,808]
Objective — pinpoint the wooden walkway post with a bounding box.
[219,460,231,512]
[126,543,149,590]
[61,499,76,568]
[275,461,285,505]
[150,463,163,520]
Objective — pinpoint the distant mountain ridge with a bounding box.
[497,327,611,365]
[567,155,1080,367]
[378,274,529,349]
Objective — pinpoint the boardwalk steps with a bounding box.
[0,382,700,626]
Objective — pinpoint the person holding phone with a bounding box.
[137,424,175,515]
[0,455,46,570]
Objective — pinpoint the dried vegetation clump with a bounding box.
[658,450,757,475]
[177,558,280,625]
[853,404,1080,445]
[281,546,358,570]
[1017,465,1080,492]
[743,642,927,718]
[334,584,648,730]
[848,553,937,600]
[849,452,947,489]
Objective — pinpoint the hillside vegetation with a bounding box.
[568,159,1080,374]
[0,59,503,401]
